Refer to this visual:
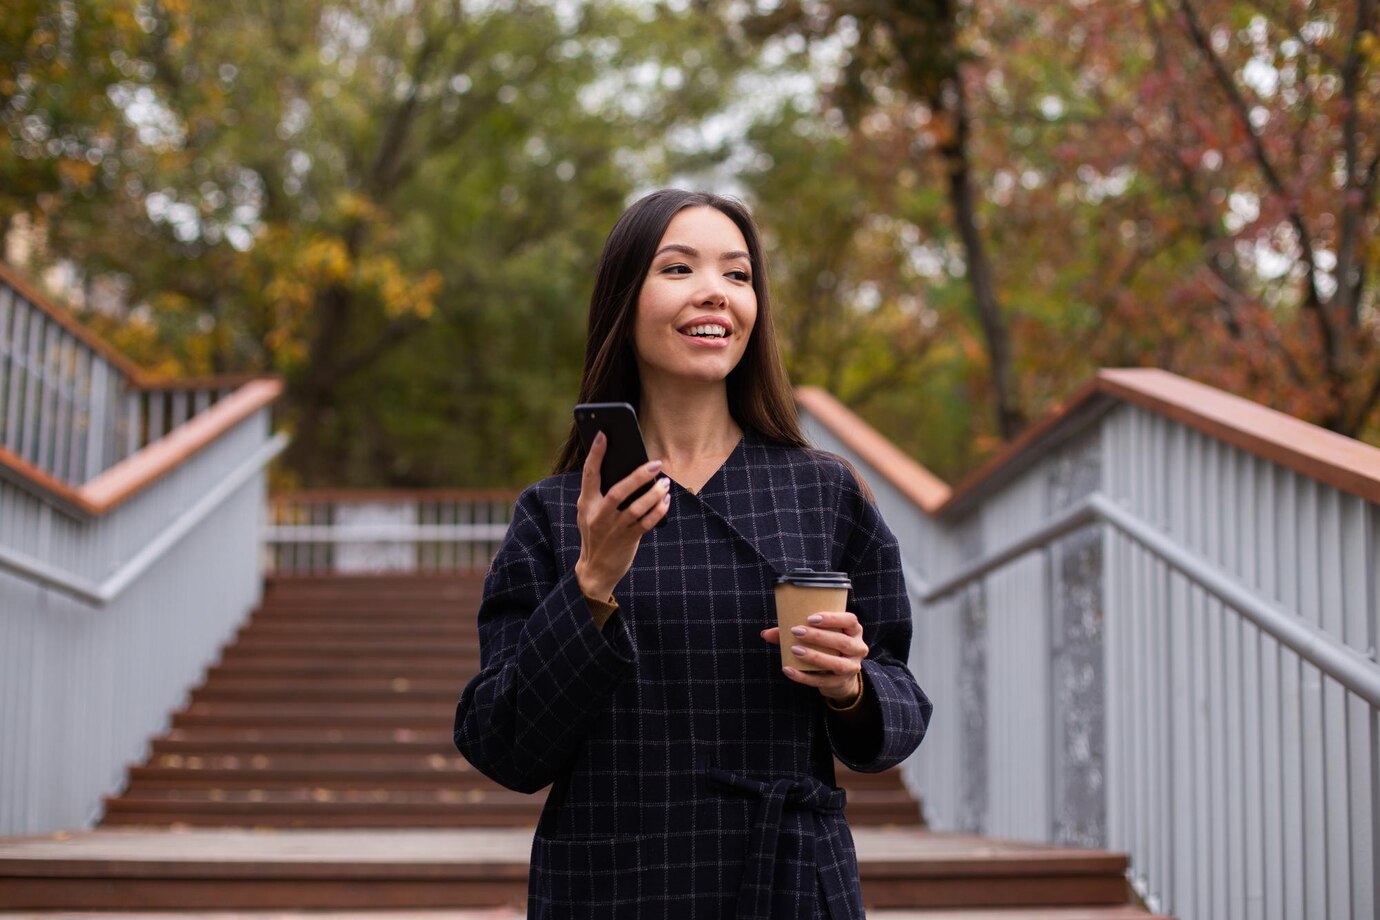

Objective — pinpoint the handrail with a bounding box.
[0,377,283,516]
[0,432,287,605]
[801,369,1380,518]
[920,490,1380,708]
[795,386,953,512]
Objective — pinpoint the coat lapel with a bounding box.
[692,429,819,578]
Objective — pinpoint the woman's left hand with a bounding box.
[760,611,868,702]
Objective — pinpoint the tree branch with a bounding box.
[331,312,428,384]
[1173,0,1330,333]
[1330,0,1378,327]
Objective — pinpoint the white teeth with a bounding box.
[684,324,728,337]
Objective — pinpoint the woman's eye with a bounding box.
[728,270,751,282]
[661,263,691,275]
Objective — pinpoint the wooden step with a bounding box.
[224,638,474,655]
[172,702,457,729]
[131,751,909,792]
[206,660,467,679]
[191,678,462,702]
[0,828,1150,911]
[240,622,473,638]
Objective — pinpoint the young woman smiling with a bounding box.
[455,189,933,920]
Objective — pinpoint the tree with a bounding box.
[14,0,747,486]
[724,0,1027,440]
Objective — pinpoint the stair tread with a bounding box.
[0,828,1132,876]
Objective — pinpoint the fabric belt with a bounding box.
[708,766,847,920]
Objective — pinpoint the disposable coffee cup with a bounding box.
[773,569,851,674]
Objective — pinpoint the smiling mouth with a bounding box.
[680,324,730,339]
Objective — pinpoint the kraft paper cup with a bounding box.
[773,569,851,675]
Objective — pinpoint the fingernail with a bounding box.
[658,477,671,490]
[646,460,662,472]
[807,614,822,624]
[790,645,806,656]
[790,625,807,636]
[661,492,671,505]
[783,666,797,676]
[595,432,606,445]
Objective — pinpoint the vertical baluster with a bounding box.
[4,294,28,452]
[19,309,43,464]
[102,364,122,471]
[1341,496,1375,919]
[170,389,189,428]
[1297,478,1327,919]
[123,391,140,459]
[148,389,166,442]
[67,347,88,483]
[0,286,13,443]
[1318,486,1350,915]
[82,359,109,482]
[52,334,75,482]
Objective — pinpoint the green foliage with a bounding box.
[6,0,1378,491]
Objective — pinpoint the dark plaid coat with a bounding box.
[454,428,933,919]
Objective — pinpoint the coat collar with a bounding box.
[687,427,816,578]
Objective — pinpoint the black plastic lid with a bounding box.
[775,568,851,589]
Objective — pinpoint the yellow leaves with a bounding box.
[56,158,97,189]
[1358,30,1379,70]
[254,223,441,371]
[299,237,353,284]
[370,260,440,319]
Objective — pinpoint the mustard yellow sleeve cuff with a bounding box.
[583,592,619,630]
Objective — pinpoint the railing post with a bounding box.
[83,359,109,483]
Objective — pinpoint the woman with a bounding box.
[454,189,932,919]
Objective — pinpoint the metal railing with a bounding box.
[264,490,518,574]
[0,269,237,486]
[800,382,1379,920]
[0,263,287,836]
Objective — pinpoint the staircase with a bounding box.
[104,574,918,830]
[0,574,1168,917]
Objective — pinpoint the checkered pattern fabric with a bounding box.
[454,428,933,919]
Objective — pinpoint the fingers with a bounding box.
[759,627,780,646]
[623,474,671,528]
[785,624,867,659]
[803,611,862,637]
[579,432,605,502]
[781,665,859,697]
[787,642,862,674]
[606,458,665,508]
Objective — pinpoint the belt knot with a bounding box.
[708,766,846,920]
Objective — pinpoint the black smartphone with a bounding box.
[573,402,664,518]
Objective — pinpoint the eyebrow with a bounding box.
[654,243,751,262]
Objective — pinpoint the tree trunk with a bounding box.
[938,76,1023,440]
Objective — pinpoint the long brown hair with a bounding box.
[553,189,807,474]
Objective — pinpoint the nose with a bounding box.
[694,276,729,306]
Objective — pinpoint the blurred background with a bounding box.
[4,0,1378,488]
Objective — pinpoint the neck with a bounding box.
[637,375,742,463]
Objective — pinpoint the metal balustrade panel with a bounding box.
[797,396,1379,920]
[0,406,274,835]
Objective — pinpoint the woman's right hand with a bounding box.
[573,431,672,601]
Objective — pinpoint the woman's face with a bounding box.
[633,206,758,391]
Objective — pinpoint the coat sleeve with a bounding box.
[453,485,637,793]
[824,463,933,772]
